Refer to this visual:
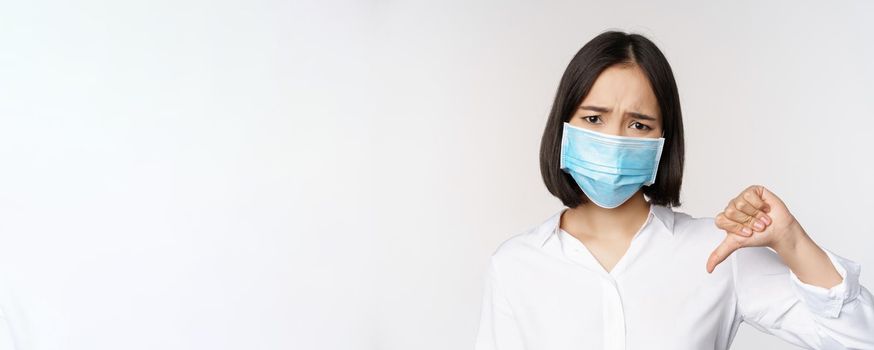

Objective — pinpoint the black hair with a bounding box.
[539,30,684,208]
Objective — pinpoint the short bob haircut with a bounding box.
[540,30,684,208]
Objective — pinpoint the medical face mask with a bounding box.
[559,122,665,209]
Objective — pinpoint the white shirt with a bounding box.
[474,204,874,350]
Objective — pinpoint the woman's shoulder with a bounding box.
[487,208,565,261]
[670,208,713,231]
[664,206,724,243]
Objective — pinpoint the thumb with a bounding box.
[706,236,741,273]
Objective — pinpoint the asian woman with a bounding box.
[474,30,874,350]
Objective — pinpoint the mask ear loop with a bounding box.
[646,131,666,189]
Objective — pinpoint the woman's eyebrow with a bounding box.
[579,105,656,121]
[628,112,657,121]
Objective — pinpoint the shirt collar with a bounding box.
[536,203,675,247]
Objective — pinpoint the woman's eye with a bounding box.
[630,121,651,130]
[584,115,602,124]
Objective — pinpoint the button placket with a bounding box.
[601,276,626,350]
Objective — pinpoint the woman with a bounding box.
[474,31,874,350]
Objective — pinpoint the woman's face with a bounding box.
[569,64,663,138]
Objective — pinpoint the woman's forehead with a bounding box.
[582,64,660,117]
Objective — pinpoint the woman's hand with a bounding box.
[706,185,804,273]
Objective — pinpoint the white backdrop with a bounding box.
[1,0,872,349]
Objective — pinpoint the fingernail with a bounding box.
[742,227,752,235]
[761,216,771,225]
[754,221,764,230]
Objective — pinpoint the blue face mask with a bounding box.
[559,122,665,209]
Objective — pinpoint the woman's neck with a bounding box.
[560,191,652,240]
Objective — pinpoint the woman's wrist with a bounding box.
[772,223,843,289]
[770,220,806,255]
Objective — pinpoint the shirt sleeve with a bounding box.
[732,246,874,349]
[474,257,526,350]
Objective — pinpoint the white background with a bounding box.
[1,0,872,349]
